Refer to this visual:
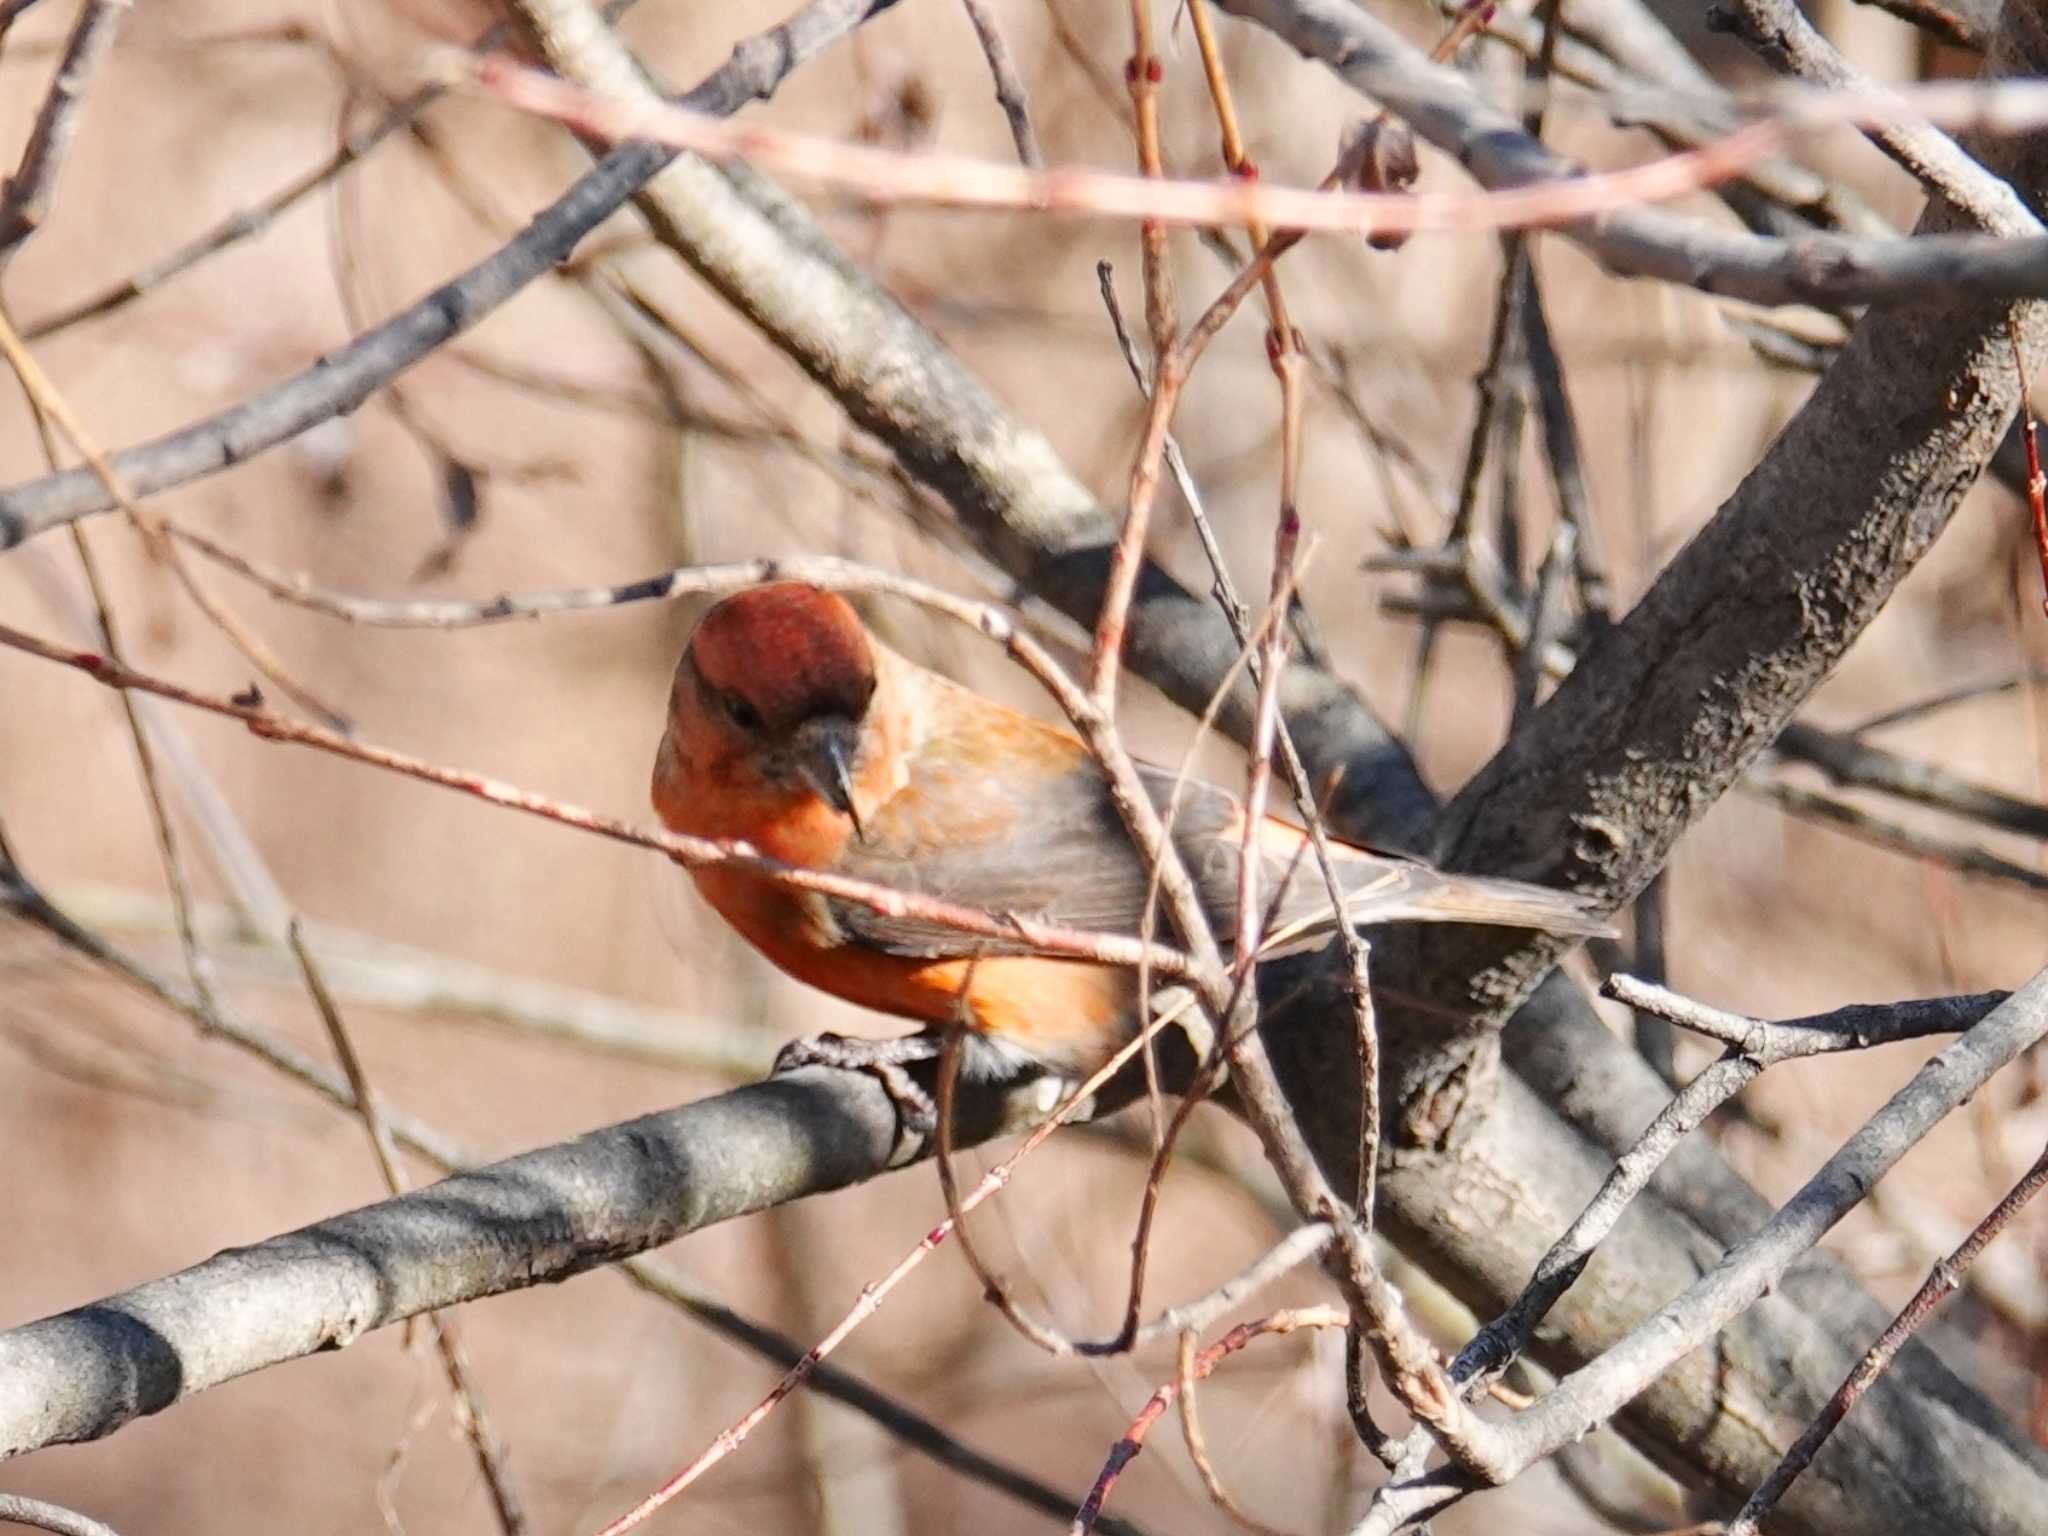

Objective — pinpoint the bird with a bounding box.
[651,582,1607,1101]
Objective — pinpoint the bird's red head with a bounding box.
[655,583,880,844]
[686,583,877,734]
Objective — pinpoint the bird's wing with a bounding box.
[831,720,1608,958]
[827,708,1161,957]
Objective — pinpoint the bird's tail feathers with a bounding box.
[1383,871,1615,938]
[1256,861,1613,955]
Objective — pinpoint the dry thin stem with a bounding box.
[458,45,2048,251]
[0,619,1195,979]
[287,925,529,1536]
[1772,719,2048,840]
[1745,774,2048,895]
[1851,671,2048,733]
[0,0,129,257]
[1175,1328,1291,1536]
[592,1014,1196,1536]
[1129,1223,1336,1346]
[958,0,1043,166]
[11,0,545,347]
[447,48,2048,259]
[3,335,227,1039]
[1086,0,1179,706]
[1069,1306,1348,1534]
[933,1023,1084,1356]
[1184,0,1294,340]
[450,51,1805,246]
[0,305,347,729]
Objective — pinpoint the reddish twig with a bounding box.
[0,620,1195,979]
[448,50,1796,244]
[1069,1306,1347,1534]
[1175,1327,1292,1536]
[1086,0,1179,706]
[0,305,349,730]
[592,1016,1204,1536]
[1723,1138,2048,1535]
[2009,314,2048,617]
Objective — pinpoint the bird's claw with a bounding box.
[773,1031,941,1141]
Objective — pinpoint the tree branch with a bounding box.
[0,1058,1100,1461]
[0,0,901,549]
[1214,0,2045,302]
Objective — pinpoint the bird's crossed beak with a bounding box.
[792,715,867,841]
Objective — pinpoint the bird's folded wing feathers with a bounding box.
[828,746,1611,958]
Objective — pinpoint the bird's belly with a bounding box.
[692,867,1137,1073]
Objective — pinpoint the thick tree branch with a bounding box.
[0,859,1152,1535]
[0,1060,1101,1460]
[1354,968,2048,1534]
[1360,0,2048,1047]
[1208,0,2048,1529]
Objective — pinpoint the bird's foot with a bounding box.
[773,1031,941,1140]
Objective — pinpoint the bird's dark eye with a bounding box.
[722,692,764,732]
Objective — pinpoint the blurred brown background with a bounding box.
[3,0,2046,1530]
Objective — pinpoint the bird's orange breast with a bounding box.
[690,861,1138,1074]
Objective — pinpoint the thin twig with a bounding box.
[0,0,130,257]
[22,75,438,340]
[1070,1306,1348,1533]
[0,845,1155,1536]
[0,304,348,728]
[1723,1138,2048,1535]
[2009,313,2048,616]
[592,1012,1202,1536]
[1086,0,1180,706]
[1175,1327,1292,1536]
[1745,774,2048,895]
[1772,719,2048,839]
[958,0,1043,165]
[1850,671,2048,733]
[288,924,529,1535]
[2,320,226,1040]
[1129,1224,1336,1345]
[442,50,1883,247]
[0,618,1196,977]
